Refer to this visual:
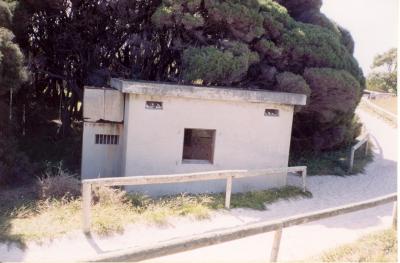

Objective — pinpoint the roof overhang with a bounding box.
[110,78,307,106]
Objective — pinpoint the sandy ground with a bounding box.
[0,108,397,262]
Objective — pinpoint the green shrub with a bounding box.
[182,43,259,84]
[275,71,311,97]
[292,68,362,150]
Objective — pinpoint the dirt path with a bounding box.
[0,108,396,261]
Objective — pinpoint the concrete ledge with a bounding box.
[110,78,307,106]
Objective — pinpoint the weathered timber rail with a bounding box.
[82,166,307,233]
[85,193,397,262]
[348,133,370,172]
[362,98,397,123]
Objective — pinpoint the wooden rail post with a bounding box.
[82,182,92,233]
[225,176,233,209]
[302,167,307,192]
[269,225,283,262]
[349,148,355,172]
[392,201,397,230]
[348,133,369,173]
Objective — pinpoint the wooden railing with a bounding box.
[82,166,307,233]
[362,98,397,122]
[86,193,397,262]
[348,133,370,172]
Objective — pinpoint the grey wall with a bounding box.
[81,86,298,196]
[81,122,124,179]
[122,94,295,196]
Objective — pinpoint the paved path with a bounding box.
[140,109,397,262]
[0,108,397,261]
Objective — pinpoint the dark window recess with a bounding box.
[182,129,216,163]
[95,134,119,145]
[145,101,163,110]
[264,109,279,117]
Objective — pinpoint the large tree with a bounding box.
[14,0,365,150]
[0,0,32,186]
[367,48,397,93]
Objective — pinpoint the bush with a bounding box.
[182,42,259,84]
[292,68,362,150]
[92,186,128,206]
[275,71,311,96]
[37,165,80,200]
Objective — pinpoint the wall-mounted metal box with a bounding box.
[83,87,124,122]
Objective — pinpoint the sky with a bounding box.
[321,0,398,75]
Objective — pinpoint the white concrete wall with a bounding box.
[81,122,123,179]
[122,94,295,195]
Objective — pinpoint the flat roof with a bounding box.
[110,78,306,106]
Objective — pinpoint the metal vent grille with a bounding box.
[95,134,119,145]
[145,101,163,110]
[264,109,279,117]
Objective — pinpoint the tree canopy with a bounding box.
[367,48,397,93]
[0,0,32,186]
[0,1,26,96]
[9,0,365,151]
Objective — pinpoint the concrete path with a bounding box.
[0,108,397,261]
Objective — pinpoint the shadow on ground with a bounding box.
[0,185,39,248]
[0,185,42,261]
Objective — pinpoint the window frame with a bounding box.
[181,128,216,164]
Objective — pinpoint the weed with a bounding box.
[37,164,81,200]
[0,185,311,245]
[318,229,397,262]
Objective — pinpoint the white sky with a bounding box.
[321,0,398,75]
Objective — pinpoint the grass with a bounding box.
[0,185,311,247]
[317,229,397,262]
[290,140,374,176]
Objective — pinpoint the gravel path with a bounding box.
[0,108,397,262]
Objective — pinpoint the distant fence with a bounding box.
[86,193,397,262]
[363,90,396,99]
[82,166,307,233]
[362,98,397,124]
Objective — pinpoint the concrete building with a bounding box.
[81,79,306,195]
